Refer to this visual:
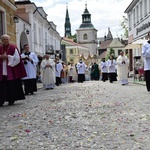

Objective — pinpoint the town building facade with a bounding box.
[61,37,90,65]
[125,0,150,72]
[107,38,127,57]
[97,27,113,59]
[0,0,17,44]
[15,0,61,58]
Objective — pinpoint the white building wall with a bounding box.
[16,3,61,57]
[125,0,150,72]
[128,0,150,41]
[15,19,30,52]
[77,30,97,43]
[125,0,150,58]
[76,29,97,55]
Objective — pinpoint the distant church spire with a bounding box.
[106,27,113,40]
[64,3,71,37]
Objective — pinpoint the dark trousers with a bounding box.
[56,77,61,86]
[23,79,37,94]
[69,76,74,83]
[78,74,85,83]
[0,76,25,105]
[101,73,108,82]
[145,70,150,91]
[109,73,117,83]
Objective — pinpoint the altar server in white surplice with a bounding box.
[21,44,39,95]
[116,51,129,85]
[100,58,108,82]
[76,59,86,83]
[142,32,150,92]
[107,55,117,83]
[55,59,63,86]
[41,54,55,90]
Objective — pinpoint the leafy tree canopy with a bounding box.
[68,34,77,43]
[120,15,128,38]
[106,47,116,60]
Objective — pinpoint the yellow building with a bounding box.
[61,37,90,65]
[0,0,17,44]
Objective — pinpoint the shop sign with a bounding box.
[136,22,150,35]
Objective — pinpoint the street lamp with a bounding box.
[10,15,19,24]
[26,29,29,34]
[13,16,19,23]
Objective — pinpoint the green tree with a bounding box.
[120,15,128,38]
[68,34,77,43]
[106,47,116,60]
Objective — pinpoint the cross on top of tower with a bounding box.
[85,0,87,9]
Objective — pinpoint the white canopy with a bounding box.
[124,39,147,49]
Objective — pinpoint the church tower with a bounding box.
[106,27,113,40]
[64,5,71,37]
[76,2,97,55]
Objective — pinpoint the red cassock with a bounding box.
[0,44,27,80]
[0,44,27,106]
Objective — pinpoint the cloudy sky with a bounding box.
[29,0,132,38]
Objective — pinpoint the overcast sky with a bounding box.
[29,0,132,38]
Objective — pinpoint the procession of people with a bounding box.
[2,33,150,107]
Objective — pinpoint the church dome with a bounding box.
[79,23,94,29]
[78,3,95,29]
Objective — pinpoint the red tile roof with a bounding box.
[99,40,112,49]
[62,37,88,48]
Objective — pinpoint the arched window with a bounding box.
[0,10,5,37]
[83,34,88,40]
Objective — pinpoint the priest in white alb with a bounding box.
[116,51,129,85]
[40,54,55,90]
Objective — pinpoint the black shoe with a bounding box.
[30,92,34,95]
[0,101,4,107]
[25,93,29,95]
[8,101,14,106]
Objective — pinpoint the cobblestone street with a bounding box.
[0,80,149,150]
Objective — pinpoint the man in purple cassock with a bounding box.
[0,34,27,106]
